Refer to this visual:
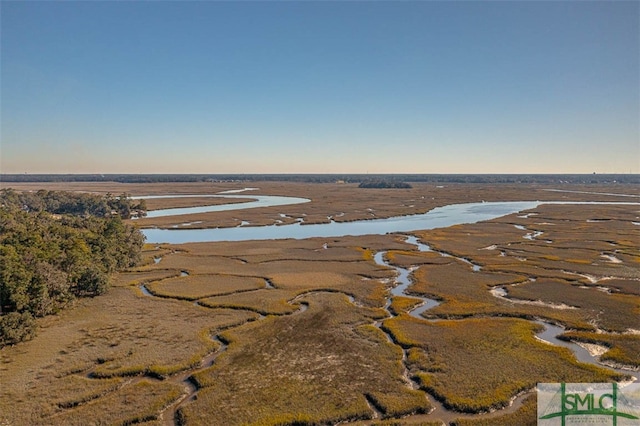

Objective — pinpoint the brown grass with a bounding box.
[408,203,640,334]
[53,376,123,409]
[407,261,594,329]
[146,274,266,300]
[600,278,640,296]
[0,285,256,423]
[383,315,622,413]
[47,379,183,425]
[389,296,424,316]
[559,330,640,367]
[452,393,537,426]
[386,250,452,268]
[112,269,181,287]
[140,251,248,274]
[143,195,252,211]
[506,279,640,332]
[180,293,431,425]
[1,181,638,424]
[199,288,299,315]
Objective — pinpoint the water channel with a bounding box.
[141,196,640,244]
[138,191,638,420]
[374,238,640,382]
[138,194,310,218]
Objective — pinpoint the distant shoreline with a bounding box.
[2,173,639,185]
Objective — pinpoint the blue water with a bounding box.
[140,196,640,244]
[140,194,310,218]
[142,201,542,244]
[139,194,640,380]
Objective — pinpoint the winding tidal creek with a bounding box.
[137,191,638,422]
[140,195,640,244]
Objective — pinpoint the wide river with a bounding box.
[140,194,639,244]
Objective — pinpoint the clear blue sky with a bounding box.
[1,1,638,174]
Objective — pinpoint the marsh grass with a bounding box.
[139,241,395,308]
[199,288,299,315]
[506,279,640,332]
[268,267,392,307]
[559,330,640,367]
[48,379,183,425]
[180,293,431,425]
[366,389,431,418]
[386,249,452,268]
[370,422,443,426]
[408,261,594,328]
[112,269,181,287]
[2,182,638,425]
[601,278,640,295]
[0,285,256,424]
[143,195,252,211]
[146,274,265,300]
[240,246,368,263]
[389,296,424,316]
[414,204,640,291]
[384,315,621,413]
[452,394,537,426]
[142,252,248,274]
[401,241,638,331]
[176,234,410,258]
[49,376,124,411]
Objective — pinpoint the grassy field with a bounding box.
[146,274,267,300]
[452,394,538,426]
[199,288,301,315]
[181,292,431,425]
[143,195,252,211]
[383,315,621,413]
[1,181,638,425]
[558,330,640,367]
[0,284,257,424]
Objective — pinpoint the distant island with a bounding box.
[358,179,412,189]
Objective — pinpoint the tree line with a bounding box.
[0,189,147,218]
[0,189,146,346]
[358,179,412,189]
[1,173,638,184]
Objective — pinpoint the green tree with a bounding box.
[0,189,146,346]
[73,266,109,297]
[0,312,36,346]
[0,245,32,314]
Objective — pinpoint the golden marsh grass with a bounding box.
[49,379,183,425]
[181,292,431,425]
[1,181,638,425]
[559,330,640,367]
[384,315,622,412]
[146,274,266,300]
[198,288,300,315]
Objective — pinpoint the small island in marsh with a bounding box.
[359,179,412,189]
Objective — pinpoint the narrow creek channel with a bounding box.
[136,276,311,425]
[368,235,638,423]
[136,194,639,424]
[402,235,639,381]
[371,248,532,422]
[160,336,229,425]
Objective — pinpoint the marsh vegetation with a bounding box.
[0,181,638,425]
